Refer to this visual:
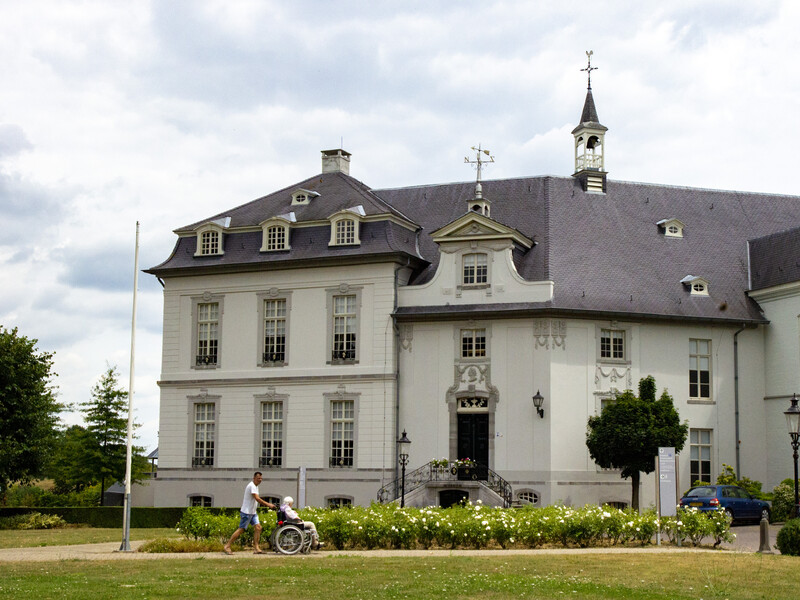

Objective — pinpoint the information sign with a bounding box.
[657,447,677,517]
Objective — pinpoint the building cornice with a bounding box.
[748,280,800,302]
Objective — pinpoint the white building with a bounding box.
[139,84,800,510]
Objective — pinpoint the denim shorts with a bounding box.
[238,512,259,529]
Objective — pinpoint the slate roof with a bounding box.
[749,226,800,291]
[174,171,416,232]
[149,161,800,325]
[378,176,800,323]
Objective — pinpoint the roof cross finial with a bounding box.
[581,50,597,90]
[464,144,494,200]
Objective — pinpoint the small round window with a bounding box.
[668,225,679,234]
[692,282,706,293]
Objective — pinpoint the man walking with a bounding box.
[223,472,276,554]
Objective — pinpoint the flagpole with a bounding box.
[119,221,140,552]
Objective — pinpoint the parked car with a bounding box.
[679,485,770,523]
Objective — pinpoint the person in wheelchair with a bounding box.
[280,496,323,549]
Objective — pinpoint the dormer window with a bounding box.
[291,189,320,206]
[194,224,225,257]
[681,275,709,296]
[328,207,364,247]
[260,213,295,252]
[267,226,286,250]
[657,219,685,238]
[463,253,488,285]
[201,230,219,254]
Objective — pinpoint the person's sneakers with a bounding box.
[315,542,325,549]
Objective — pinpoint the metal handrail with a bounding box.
[377,460,513,507]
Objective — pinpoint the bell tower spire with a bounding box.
[464,144,493,216]
[572,51,608,193]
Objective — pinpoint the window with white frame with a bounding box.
[462,253,488,285]
[330,399,354,467]
[516,490,540,506]
[199,230,220,255]
[189,495,212,507]
[263,299,287,364]
[461,328,486,358]
[196,302,219,367]
[266,225,287,251]
[327,497,353,508]
[332,295,357,361]
[335,219,356,245]
[193,403,215,467]
[689,339,711,400]
[600,329,625,360]
[690,429,712,485]
[260,401,283,468]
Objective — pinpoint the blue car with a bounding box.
[679,485,770,523]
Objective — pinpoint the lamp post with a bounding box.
[785,394,800,518]
[532,390,545,419]
[398,430,411,507]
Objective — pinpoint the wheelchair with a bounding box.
[268,510,314,555]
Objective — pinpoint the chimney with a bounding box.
[321,149,351,175]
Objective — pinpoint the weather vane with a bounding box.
[581,50,597,89]
[464,144,494,185]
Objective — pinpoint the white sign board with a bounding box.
[657,447,677,517]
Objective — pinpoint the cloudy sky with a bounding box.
[2,0,798,453]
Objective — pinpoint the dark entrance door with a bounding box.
[457,413,489,479]
[439,489,469,508]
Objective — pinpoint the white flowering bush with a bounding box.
[176,501,732,550]
[660,507,734,547]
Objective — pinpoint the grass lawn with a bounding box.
[0,527,180,549]
[0,553,797,599]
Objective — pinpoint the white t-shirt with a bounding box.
[241,480,259,514]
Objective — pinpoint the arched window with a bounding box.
[266,225,287,251]
[198,230,221,255]
[516,490,540,506]
[189,495,212,507]
[327,496,353,508]
[335,219,356,245]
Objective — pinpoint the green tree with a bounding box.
[586,376,688,511]
[47,425,96,494]
[0,326,61,500]
[80,366,145,505]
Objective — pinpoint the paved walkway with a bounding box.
[0,524,780,562]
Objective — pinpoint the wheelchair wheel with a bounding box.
[274,524,304,555]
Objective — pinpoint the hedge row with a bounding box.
[0,507,214,528]
[176,502,734,550]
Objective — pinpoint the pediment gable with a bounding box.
[431,213,533,249]
[194,216,231,231]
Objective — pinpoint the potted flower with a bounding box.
[430,458,449,477]
[454,458,477,480]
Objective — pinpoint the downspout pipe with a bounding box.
[392,258,410,486]
[733,324,748,477]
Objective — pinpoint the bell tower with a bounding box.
[572,51,608,193]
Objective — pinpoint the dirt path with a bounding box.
[0,542,763,562]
